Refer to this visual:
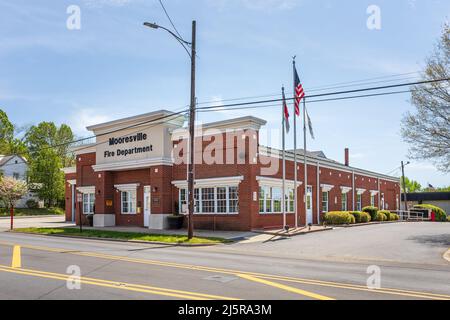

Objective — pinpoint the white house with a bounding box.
[0,155,40,208]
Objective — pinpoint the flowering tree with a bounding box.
[0,177,28,230]
[0,177,27,208]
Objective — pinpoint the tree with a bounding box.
[28,148,65,208]
[25,122,74,167]
[404,177,422,193]
[0,176,27,209]
[0,109,29,158]
[401,24,450,173]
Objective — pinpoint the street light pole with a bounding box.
[143,20,196,239]
[187,21,196,240]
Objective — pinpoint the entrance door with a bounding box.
[306,186,313,225]
[144,186,151,227]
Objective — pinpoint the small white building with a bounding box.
[0,155,40,208]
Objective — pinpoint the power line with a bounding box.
[195,78,449,112]
[158,0,183,40]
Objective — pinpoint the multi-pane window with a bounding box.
[83,193,95,214]
[272,187,282,213]
[201,188,215,213]
[357,194,362,211]
[229,187,239,213]
[322,192,329,213]
[370,194,375,207]
[217,187,227,213]
[180,187,238,214]
[121,190,136,214]
[180,189,187,213]
[259,186,295,214]
[341,193,348,211]
[13,172,20,180]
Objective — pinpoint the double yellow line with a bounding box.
[0,264,238,300]
[1,241,449,300]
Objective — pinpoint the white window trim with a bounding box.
[259,186,295,215]
[256,176,302,189]
[82,193,95,215]
[179,186,239,215]
[121,190,137,215]
[115,183,140,192]
[341,193,348,211]
[370,190,379,196]
[322,191,329,213]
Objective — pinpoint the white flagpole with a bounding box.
[282,87,287,229]
[293,58,298,229]
[303,98,308,225]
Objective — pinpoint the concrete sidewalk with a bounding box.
[78,226,259,241]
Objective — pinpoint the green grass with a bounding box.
[14,227,229,244]
[0,207,64,217]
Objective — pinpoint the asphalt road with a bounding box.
[0,222,449,300]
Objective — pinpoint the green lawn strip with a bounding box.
[14,227,230,244]
[0,208,65,217]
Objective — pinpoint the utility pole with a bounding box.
[401,161,408,212]
[187,20,196,240]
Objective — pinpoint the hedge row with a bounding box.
[413,204,447,222]
[324,208,399,225]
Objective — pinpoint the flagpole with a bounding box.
[282,86,287,229]
[293,58,298,229]
[303,98,308,225]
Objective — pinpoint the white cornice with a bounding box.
[256,176,303,189]
[321,184,334,192]
[172,176,244,189]
[356,188,367,195]
[340,186,352,194]
[92,157,173,172]
[370,190,380,196]
[61,167,76,174]
[77,186,95,194]
[115,183,140,192]
[67,180,77,185]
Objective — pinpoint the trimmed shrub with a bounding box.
[360,212,372,223]
[378,210,392,221]
[26,199,39,209]
[350,211,363,223]
[413,204,447,222]
[376,212,387,221]
[390,213,400,221]
[362,206,379,221]
[324,211,355,225]
[447,216,450,222]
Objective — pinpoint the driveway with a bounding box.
[208,222,450,266]
[0,215,73,231]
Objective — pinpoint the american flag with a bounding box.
[282,88,290,133]
[294,66,305,116]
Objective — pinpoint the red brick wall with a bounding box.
[64,173,76,222]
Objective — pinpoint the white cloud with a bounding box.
[69,108,113,136]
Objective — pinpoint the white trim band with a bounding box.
[92,157,173,172]
[370,190,379,196]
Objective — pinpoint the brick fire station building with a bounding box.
[63,110,401,231]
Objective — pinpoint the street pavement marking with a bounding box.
[237,274,335,300]
[0,264,238,300]
[1,241,449,300]
[11,246,21,269]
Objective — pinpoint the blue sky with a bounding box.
[0,0,449,186]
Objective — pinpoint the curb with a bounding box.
[9,231,226,247]
[252,227,334,237]
[0,215,64,220]
[327,221,402,228]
